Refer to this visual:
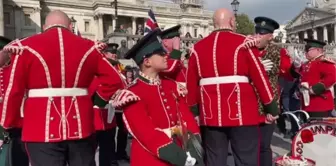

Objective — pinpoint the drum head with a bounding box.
[274,155,315,166]
[292,122,336,166]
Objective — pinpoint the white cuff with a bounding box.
[185,152,196,166]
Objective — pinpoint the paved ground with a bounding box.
[96,131,291,166]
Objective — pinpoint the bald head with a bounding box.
[43,10,71,31]
[213,8,236,31]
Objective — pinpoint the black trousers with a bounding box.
[201,125,259,166]
[7,128,29,166]
[308,110,332,118]
[259,123,275,166]
[96,128,118,166]
[25,135,96,166]
[115,113,128,157]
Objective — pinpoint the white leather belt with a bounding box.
[199,76,249,86]
[300,82,310,106]
[28,88,88,97]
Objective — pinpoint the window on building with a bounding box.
[84,21,90,32]
[194,28,198,38]
[4,12,10,25]
[24,14,31,26]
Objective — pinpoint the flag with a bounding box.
[144,9,159,36]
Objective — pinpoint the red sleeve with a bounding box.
[179,96,200,135]
[279,48,294,81]
[0,49,27,129]
[161,50,183,79]
[94,53,126,107]
[88,77,99,97]
[320,63,336,89]
[186,52,201,116]
[246,47,279,115]
[123,100,188,165]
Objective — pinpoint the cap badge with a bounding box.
[261,21,266,26]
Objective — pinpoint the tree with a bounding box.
[236,13,255,35]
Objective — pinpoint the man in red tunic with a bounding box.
[143,10,186,86]
[112,29,203,166]
[160,25,187,86]
[249,16,301,166]
[186,9,279,166]
[89,43,127,166]
[0,36,29,166]
[299,39,336,117]
[1,10,124,166]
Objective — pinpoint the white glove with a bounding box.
[292,49,303,68]
[331,110,336,117]
[185,152,196,166]
[260,59,273,71]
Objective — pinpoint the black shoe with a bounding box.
[117,154,130,162]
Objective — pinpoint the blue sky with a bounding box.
[203,0,310,24]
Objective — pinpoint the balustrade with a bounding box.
[102,33,336,67]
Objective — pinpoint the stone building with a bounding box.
[285,0,336,44]
[0,0,213,40]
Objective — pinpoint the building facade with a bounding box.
[285,0,336,44]
[0,0,213,41]
[273,25,288,43]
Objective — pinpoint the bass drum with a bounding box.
[274,155,315,166]
[292,121,336,166]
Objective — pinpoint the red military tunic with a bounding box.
[279,48,296,80]
[161,50,187,85]
[89,61,127,131]
[89,78,117,131]
[299,56,336,112]
[121,72,200,166]
[187,30,277,127]
[1,26,124,142]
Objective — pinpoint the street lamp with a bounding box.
[231,0,240,17]
[70,16,77,33]
[111,0,118,30]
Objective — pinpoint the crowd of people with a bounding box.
[0,6,335,166]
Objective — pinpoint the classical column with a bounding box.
[97,14,104,40]
[112,15,116,32]
[189,24,193,36]
[183,24,187,35]
[132,17,136,35]
[304,31,308,38]
[14,6,21,38]
[202,26,205,36]
[143,19,146,31]
[313,28,317,40]
[323,26,328,42]
[334,24,336,43]
[32,7,42,33]
[0,0,4,36]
